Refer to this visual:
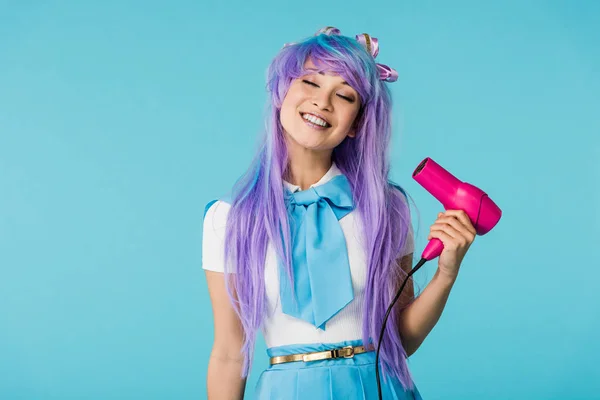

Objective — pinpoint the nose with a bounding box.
[312,91,333,111]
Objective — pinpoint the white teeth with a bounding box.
[302,113,328,127]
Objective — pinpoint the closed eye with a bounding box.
[302,80,355,103]
[303,80,318,87]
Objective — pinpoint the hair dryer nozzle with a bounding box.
[412,157,462,206]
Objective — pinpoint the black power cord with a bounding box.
[376,257,428,400]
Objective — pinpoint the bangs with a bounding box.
[275,33,378,105]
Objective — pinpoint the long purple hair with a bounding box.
[219,30,415,389]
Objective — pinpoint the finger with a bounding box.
[436,215,475,240]
[429,227,468,250]
[428,222,461,240]
[427,229,457,248]
[441,210,476,236]
[429,219,473,247]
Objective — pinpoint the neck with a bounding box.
[285,149,333,191]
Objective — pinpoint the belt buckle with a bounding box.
[339,345,354,359]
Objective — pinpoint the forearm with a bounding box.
[397,269,457,356]
[207,349,247,400]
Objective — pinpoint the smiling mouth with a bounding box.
[300,112,332,128]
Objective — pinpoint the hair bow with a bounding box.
[283,26,398,83]
[354,33,398,82]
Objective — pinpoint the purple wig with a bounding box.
[220,29,416,389]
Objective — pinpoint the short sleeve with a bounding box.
[202,200,231,273]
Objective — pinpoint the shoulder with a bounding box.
[203,200,232,229]
[202,200,232,273]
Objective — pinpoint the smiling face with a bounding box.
[279,58,361,156]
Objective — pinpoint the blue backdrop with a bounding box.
[1,1,598,399]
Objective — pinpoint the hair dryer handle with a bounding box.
[421,238,444,261]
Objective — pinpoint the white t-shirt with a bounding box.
[202,163,414,348]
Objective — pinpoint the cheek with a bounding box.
[287,89,306,106]
[279,98,299,128]
[281,89,301,112]
[342,109,360,129]
[281,96,297,116]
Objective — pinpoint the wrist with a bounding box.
[434,268,458,287]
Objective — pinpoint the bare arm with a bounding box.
[396,209,476,356]
[205,270,247,400]
[395,253,457,357]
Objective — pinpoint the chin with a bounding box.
[285,130,330,152]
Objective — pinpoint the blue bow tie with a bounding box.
[279,174,355,329]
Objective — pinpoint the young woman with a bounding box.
[202,27,476,400]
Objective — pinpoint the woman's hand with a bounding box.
[427,210,477,281]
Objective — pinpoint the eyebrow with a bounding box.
[305,68,349,86]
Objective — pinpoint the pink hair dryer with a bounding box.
[412,157,502,261]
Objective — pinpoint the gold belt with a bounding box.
[269,345,373,365]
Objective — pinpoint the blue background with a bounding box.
[1,1,598,399]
